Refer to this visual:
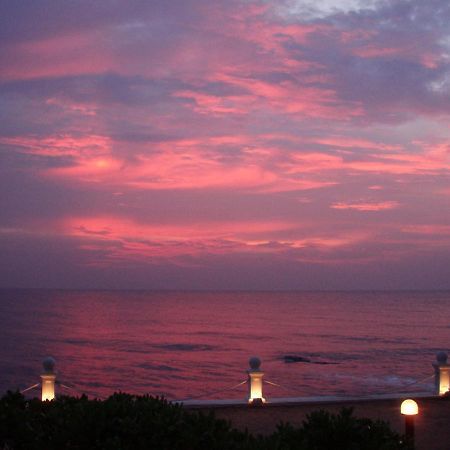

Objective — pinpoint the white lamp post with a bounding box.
[401,399,418,447]
[41,357,56,401]
[432,351,449,396]
[247,357,265,405]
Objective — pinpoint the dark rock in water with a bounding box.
[283,355,337,365]
[283,355,312,363]
[313,361,337,365]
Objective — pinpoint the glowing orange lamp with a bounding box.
[247,357,265,405]
[401,399,418,446]
[41,357,56,401]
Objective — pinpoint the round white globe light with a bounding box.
[401,399,418,416]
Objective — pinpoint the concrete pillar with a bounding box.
[41,357,56,401]
[432,351,449,396]
[247,357,265,405]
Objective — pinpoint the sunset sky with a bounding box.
[1,0,449,290]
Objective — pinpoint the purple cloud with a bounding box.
[0,0,449,289]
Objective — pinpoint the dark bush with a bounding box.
[0,392,412,450]
[267,407,412,450]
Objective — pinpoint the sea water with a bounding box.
[0,289,448,400]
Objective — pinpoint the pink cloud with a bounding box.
[342,142,450,175]
[0,4,322,85]
[7,132,449,195]
[173,90,253,115]
[331,201,399,211]
[0,30,115,81]
[19,134,334,192]
[215,74,363,119]
[401,225,450,236]
[0,135,110,158]
[64,215,296,241]
[56,215,299,263]
[55,215,380,266]
[351,41,442,70]
[352,45,403,59]
[314,137,403,152]
[1,1,450,288]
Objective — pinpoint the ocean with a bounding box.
[0,289,448,401]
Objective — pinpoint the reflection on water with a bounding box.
[0,289,448,400]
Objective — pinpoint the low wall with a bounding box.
[184,394,450,450]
